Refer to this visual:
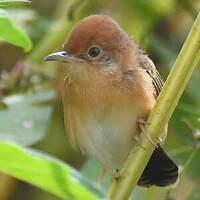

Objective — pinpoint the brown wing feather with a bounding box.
[138,50,168,144]
[138,50,163,99]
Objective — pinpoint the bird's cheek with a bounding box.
[100,63,120,75]
[66,62,93,80]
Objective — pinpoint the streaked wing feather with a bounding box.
[138,50,167,143]
[138,50,164,98]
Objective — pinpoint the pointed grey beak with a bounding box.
[44,51,83,63]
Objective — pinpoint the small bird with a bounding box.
[45,15,178,187]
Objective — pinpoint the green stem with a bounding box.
[108,12,200,200]
[28,0,94,63]
[27,0,73,63]
[165,144,199,200]
[179,144,200,176]
[0,173,16,200]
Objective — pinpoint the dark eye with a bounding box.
[88,47,101,58]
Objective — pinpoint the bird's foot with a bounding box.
[158,136,164,144]
[133,137,145,149]
[97,167,107,186]
[111,169,124,182]
[138,118,158,147]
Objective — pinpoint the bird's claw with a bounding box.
[138,118,158,147]
[111,169,124,181]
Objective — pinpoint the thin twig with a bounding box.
[28,0,93,63]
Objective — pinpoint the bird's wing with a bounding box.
[138,49,167,142]
[138,49,164,99]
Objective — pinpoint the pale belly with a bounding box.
[65,107,139,168]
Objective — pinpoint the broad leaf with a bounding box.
[0,140,105,200]
[0,9,32,51]
[0,91,54,146]
[0,0,30,7]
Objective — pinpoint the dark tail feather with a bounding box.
[138,147,178,187]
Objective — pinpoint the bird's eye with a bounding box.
[88,47,101,58]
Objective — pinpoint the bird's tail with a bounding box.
[138,146,179,187]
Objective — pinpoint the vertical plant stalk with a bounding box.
[27,0,73,63]
[0,173,16,200]
[108,12,200,200]
[28,0,94,63]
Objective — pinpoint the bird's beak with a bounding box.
[44,51,83,63]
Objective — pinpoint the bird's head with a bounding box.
[45,15,139,79]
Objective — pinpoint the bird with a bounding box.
[44,15,178,187]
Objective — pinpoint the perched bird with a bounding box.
[45,15,178,187]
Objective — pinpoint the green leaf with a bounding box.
[0,0,30,7]
[0,9,32,51]
[0,100,8,110]
[0,140,105,200]
[0,91,54,146]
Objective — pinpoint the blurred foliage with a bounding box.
[0,91,53,146]
[0,0,199,200]
[0,0,30,8]
[0,141,105,200]
[0,0,32,51]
